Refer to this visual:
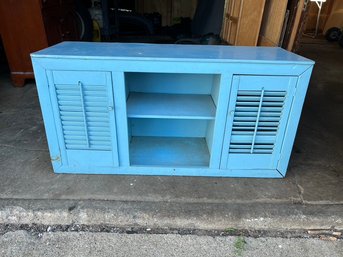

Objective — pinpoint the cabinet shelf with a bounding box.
[129,136,210,167]
[127,92,216,120]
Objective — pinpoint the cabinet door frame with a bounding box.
[220,74,298,173]
[46,70,120,172]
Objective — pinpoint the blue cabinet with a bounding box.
[31,42,314,177]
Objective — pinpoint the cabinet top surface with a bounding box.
[32,42,314,64]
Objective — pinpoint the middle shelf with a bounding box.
[127,92,216,120]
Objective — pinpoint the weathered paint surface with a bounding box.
[31,42,314,177]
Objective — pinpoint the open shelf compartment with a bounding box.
[125,72,220,119]
[125,72,221,167]
[130,136,210,167]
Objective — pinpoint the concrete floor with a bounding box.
[1,231,343,257]
[0,39,342,230]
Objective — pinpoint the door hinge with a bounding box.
[51,156,61,163]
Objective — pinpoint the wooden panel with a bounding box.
[221,0,265,46]
[290,1,311,52]
[236,0,266,45]
[0,0,79,87]
[286,0,305,51]
[0,0,48,86]
[258,0,288,46]
[221,0,241,44]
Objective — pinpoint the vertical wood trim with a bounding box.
[112,72,130,166]
[219,74,238,169]
[258,0,288,46]
[292,1,311,52]
[106,73,120,167]
[286,0,305,51]
[46,70,69,167]
[234,0,244,45]
[221,0,266,46]
[210,73,233,169]
[221,0,229,39]
[31,62,62,169]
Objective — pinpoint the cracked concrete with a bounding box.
[1,230,342,257]
[0,39,342,230]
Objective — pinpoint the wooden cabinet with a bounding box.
[31,42,314,178]
[0,0,79,87]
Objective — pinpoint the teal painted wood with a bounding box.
[32,42,313,64]
[46,70,119,169]
[129,119,209,138]
[127,93,216,120]
[221,75,298,171]
[31,42,314,178]
[130,137,210,167]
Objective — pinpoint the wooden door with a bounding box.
[221,0,266,46]
[221,75,298,171]
[47,70,119,173]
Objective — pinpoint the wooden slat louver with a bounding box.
[229,90,286,154]
[55,83,112,151]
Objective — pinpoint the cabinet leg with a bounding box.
[10,74,32,87]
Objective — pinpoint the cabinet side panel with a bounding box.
[211,75,221,107]
[206,120,215,153]
[277,67,313,175]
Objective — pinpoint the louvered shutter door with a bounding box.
[221,75,298,170]
[47,71,119,170]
